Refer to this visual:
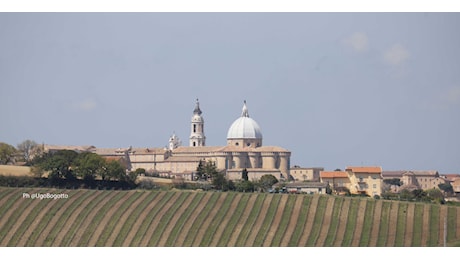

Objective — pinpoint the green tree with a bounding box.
[195,159,206,180]
[134,168,146,176]
[258,174,278,192]
[242,168,249,181]
[195,160,218,181]
[105,160,126,181]
[212,173,228,191]
[427,188,444,203]
[74,152,106,183]
[383,178,403,186]
[438,183,454,196]
[0,142,17,165]
[17,140,39,163]
[39,150,78,180]
[236,180,254,192]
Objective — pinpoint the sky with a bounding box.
[1,7,460,173]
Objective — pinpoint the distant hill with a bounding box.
[0,187,459,247]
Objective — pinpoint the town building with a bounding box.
[382,170,449,192]
[319,170,351,194]
[44,99,291,182]
[346,166,383,197]
[319,166,383,196]
[289,166,324,182]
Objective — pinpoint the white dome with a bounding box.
[227,116,263,139]
[227,101,262,139]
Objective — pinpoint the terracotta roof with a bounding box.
[346,166,382,173]
[442,174,460,181]
[320,171,349,178]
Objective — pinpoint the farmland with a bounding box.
[0,187,459,247]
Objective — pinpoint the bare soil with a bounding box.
[227,194,258,247]
[262,195,289,246]
[315,196,336,246]
[368,199,383,246]
[0,188,46,246]
[192,192,228,246]
[65,191,118,246]
[209,193,243,246]
[297,195,320,246]
[105,191,151,246]
[139,192,182,246]
[244,194,274,246]
[386,201,400,246]
[404,203,415,246]
[174,192,213,247]
[351,199,367,246]
[279,195,304,246]
[421,204,430,246]
[122,191,167,246]
[156,192,198,246]
[333,197,351,246]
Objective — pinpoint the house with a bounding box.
[345,166,383,197]
[382,170,449,191]
[319,171,351,195]
[289,166,324,182]
[284,182,328,194]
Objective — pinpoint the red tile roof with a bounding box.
[346,166,382,173]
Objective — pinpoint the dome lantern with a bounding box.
[227,101,262,148]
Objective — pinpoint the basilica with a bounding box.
[46,100,291,181]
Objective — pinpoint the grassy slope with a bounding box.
[1,187,459,247]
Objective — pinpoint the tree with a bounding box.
[427,188,444,203]
[258,174,278,192]
[212,172,227,191]
[195,160,206,180]
[242,168,249,181]
[105,160,126,181]
[438,183,454,196]
[195,160,218,181]
[17,140,39,163]
[74,152,106,183]
[39,150,78,180]
[383,178,403,192]
[236,180,254,192]
[0,142,17,165]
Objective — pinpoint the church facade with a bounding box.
[47,100,291,181]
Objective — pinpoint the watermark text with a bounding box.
[22,192,69,200]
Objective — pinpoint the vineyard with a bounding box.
[1,187,459,247]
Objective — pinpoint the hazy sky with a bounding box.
[1,12,459,173]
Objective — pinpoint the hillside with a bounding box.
[0,187,459,247]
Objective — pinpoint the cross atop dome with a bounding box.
[241,100,249,117]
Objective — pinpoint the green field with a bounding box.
[0,187,459,247]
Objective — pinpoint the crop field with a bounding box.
[0,165,32,177]
[0,187,459,247]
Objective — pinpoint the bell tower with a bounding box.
[190,99,206,147]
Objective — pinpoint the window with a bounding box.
[193,141,196,147]
[373,184,376,189]
[359,177,363,182]
[235,142,239,146]
[247,143,251,147]
[193,124,196,133]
